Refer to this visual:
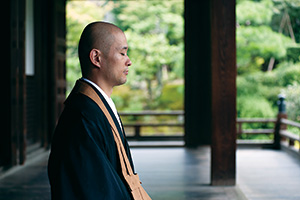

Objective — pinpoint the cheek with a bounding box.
[106,53,126,73]
[109,59,124,77]
[110,54,123,66]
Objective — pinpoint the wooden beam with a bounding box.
[184,0,212,147]
[210,0,237,186]
[0,0,12,167]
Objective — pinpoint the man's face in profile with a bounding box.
[101,31,132,87]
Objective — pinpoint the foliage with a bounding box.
[237,61,300,140]
[237,62,300,111]
[65,0,300,127]
[237,95,275,118]
[271,0,300,43]
[236,0,296,75]
[112,1,184,106]
[66,1,184,110]
[111,85,145,111]
[281,82,300,121]
[236,0,300,141]
[237,25,293,74]
[236,0,273,26]
[286,46,300,62]
[275,61,300,86]
[237,95,275,139]
[66,1,114,94]
[156,83,184,110]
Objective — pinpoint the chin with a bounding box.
[116,78,127,86]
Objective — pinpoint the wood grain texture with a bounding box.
[210,0,237,186]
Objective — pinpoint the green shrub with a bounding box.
[237,62,300,111]
[156,83,184,110]
[281,82,300,122]
[112,85,145,112]
[286,46,300,63]
[237,96,276,119]
[236,26,294,74]
[276,62,300,87]
[237,73,280,108]
[236,0,273,26]
[237,95,276,139]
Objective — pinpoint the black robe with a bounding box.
[48,80,134,200]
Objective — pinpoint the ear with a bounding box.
[89,49,102,68]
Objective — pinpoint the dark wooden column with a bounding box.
[0,0,66,167]
[184,0,236,185]
[30,0,66,149]
[47,0,66,145]
[184,0,212,147]
[1,0,13,167]
[34,1,50,148]
[210,0,236,186]
[0,0,26,166]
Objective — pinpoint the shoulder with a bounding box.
[57,92,113,140]
[53,92,114,150]
[62,92,113,141]
[64,92,104,120]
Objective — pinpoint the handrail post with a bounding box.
[134,125,141,140]
[237,121,242,137]
[273,94,287,149]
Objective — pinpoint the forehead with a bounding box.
[112,32,128,49]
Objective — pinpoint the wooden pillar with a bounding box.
[185,0,236,184]
[0,0,26,166]
[30,0,66,148]
[0,0,66,167]
[46,0,67,146]
[184,0,212,147]
[12,0,26,165]
[210,0,236,186]
[33,1,48,148]
[1,0,13,166]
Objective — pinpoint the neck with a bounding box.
[84,76,113,98]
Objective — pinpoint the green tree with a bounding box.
[271,0,300,43]
[236,25,294,74]
[112,1,184,109]
[236,0,273,26]
[236,0,295,74]
[66,1,184,110]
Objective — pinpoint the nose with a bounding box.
[126,57,132,67]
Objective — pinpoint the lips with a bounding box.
[124,69,129,75]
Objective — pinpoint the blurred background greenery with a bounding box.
[66,0,184,112]
[66,0,300,137]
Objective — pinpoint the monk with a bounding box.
[48,21,141,199]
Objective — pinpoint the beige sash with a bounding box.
[73,80,151,200]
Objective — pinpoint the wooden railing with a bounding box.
[237,118,276,135]
[237,118,277,144]
[120,111,300,154]
[121,112,278,142]
[119,110,184,141]
[278,118,300,153]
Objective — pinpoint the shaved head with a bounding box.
[78,21,123,77]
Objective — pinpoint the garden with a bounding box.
[66,0,300,139]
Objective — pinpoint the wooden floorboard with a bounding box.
[132,147,246,200]
[0,146,300,199]
[237,148,300,200]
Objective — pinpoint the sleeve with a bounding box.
[48,107,132,200]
